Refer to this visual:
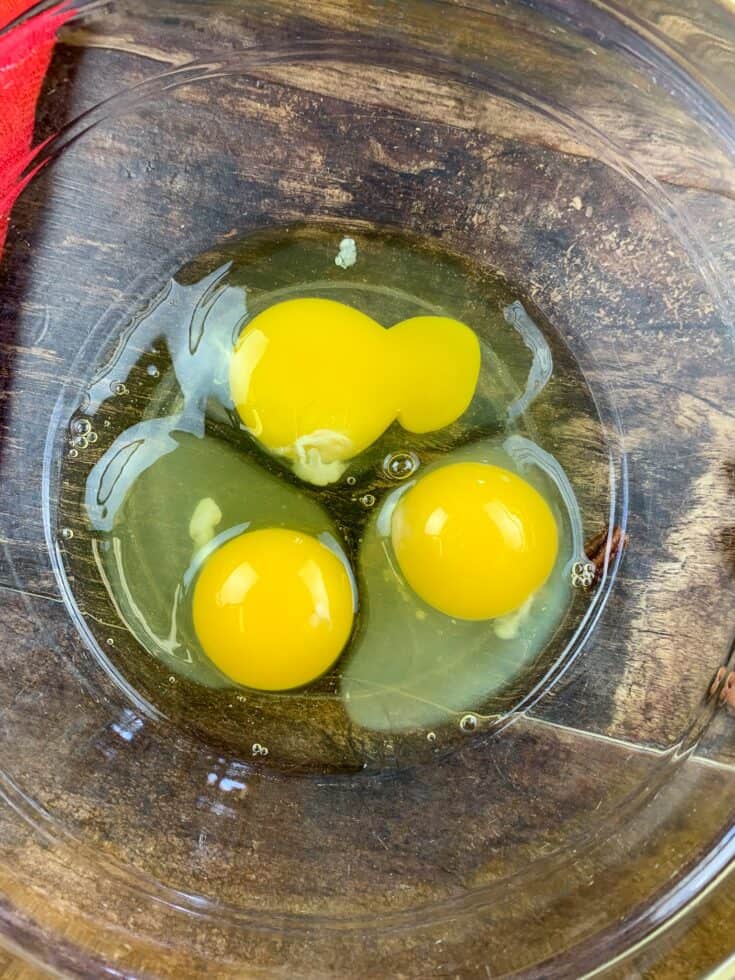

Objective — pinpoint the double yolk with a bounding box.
[229,297,481,485]
[192,298,559,692]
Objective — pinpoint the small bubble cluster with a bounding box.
[60,527,74,541]
[69,416,99,451]
[251,742,269,757]
[571,560,596,590]
[384,450,420,481]
[146,364,160,378]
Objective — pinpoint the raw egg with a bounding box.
[340,437,584,731]
[88,430,355,689]
[229,297,480,485]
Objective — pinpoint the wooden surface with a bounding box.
[1,0,735,977]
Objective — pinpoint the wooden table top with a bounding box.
[1,1,735,977]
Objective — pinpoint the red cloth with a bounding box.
[0,0,72,253]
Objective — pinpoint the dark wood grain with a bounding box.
[2,1,735,977]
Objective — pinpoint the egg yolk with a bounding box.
[230,298,480,485]
[391,462,558,620]
[387,316,482,433]
[192,528,354,691]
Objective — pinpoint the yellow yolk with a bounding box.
[230,298,480,485]
[192,528,354,691]
[391,462,558,620]
[230,299,397,485]
[387,316,481,433]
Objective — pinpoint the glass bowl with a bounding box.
[1,0,734,976]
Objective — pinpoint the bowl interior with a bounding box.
[0,1,734,976]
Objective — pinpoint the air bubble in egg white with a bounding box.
[384,451,419,481]
[71,418,92,437]
[571,560,596,590]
